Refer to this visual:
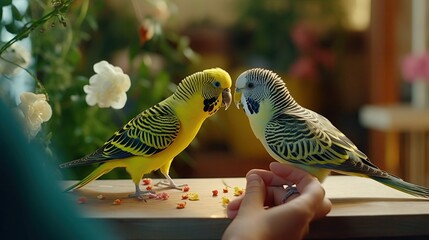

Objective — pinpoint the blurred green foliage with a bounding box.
[0,0,199,180]
[232,0,345,71]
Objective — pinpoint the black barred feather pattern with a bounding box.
[265,114,331,163]
[59,103,179,168]
[174,71,218,102]
[173,70,224,115]
[243,68,301,118]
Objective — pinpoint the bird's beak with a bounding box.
[234,88,242,109]
[222,88,232,110]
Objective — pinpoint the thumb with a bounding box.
[237,174,266,214]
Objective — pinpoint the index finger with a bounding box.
[246,165,316,207]
[248,162,317,189]
[269,162,331,217]
[236,173,266,214]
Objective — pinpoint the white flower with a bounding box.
[18,92,52,138]
[139,19,156,45]
[83,60,131,109]
[151,0,171,22]
[0,42,31,75]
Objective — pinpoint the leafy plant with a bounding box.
[231,0,345,72]
[0,0,199,180]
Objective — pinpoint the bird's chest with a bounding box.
[245,100,273,141]
[172,97,211,149]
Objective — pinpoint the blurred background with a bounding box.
[1,0,428,186]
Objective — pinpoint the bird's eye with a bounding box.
[213,81,221,88]
[247,82,254,89]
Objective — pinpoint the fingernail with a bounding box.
[246,174,262,183]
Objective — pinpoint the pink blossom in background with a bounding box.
[290,23,318,53]
[289,22,335,82]
[401,53,429,83]
[289,57,319,81]
[314,48,335,69]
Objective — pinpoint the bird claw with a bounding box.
[154,180,187,190]
[282,185,300,203]
[128,190,156,199]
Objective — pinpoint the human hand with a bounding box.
[222,162,332,240]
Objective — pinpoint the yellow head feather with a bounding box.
[203,68,232,89]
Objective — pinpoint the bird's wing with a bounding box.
[265,111,367,168]
[66,104,180,166]
[105,107,180,158]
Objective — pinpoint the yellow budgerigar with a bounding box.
[234,68,429,198]
[61,68,232,197]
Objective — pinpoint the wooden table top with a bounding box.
[63,176,429,239]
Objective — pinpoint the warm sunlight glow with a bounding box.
[342,0,371,31]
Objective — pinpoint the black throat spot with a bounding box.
[246,98,259,114]
[203,97,218,113]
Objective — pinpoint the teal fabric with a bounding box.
[0,99,118,240]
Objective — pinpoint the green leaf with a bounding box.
[5,21,21,34]
[86,15,98,31]
[151,72,170,101]
[11,4,24,21]
[68,47,81,65]
[0,0,12,7]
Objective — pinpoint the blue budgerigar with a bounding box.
[234,68,429,198]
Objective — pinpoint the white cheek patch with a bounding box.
[241,95,251,115]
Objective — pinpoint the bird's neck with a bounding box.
[245,86,301,140]
[246,99,273,140]
[270,86,301,117]
[169,94,211,125]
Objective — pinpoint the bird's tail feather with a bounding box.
[371,175,429,198]
[64,165,113,192]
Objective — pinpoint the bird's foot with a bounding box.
[128,190,156,199]
[282,185,300,203]
[154,180,187,190]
